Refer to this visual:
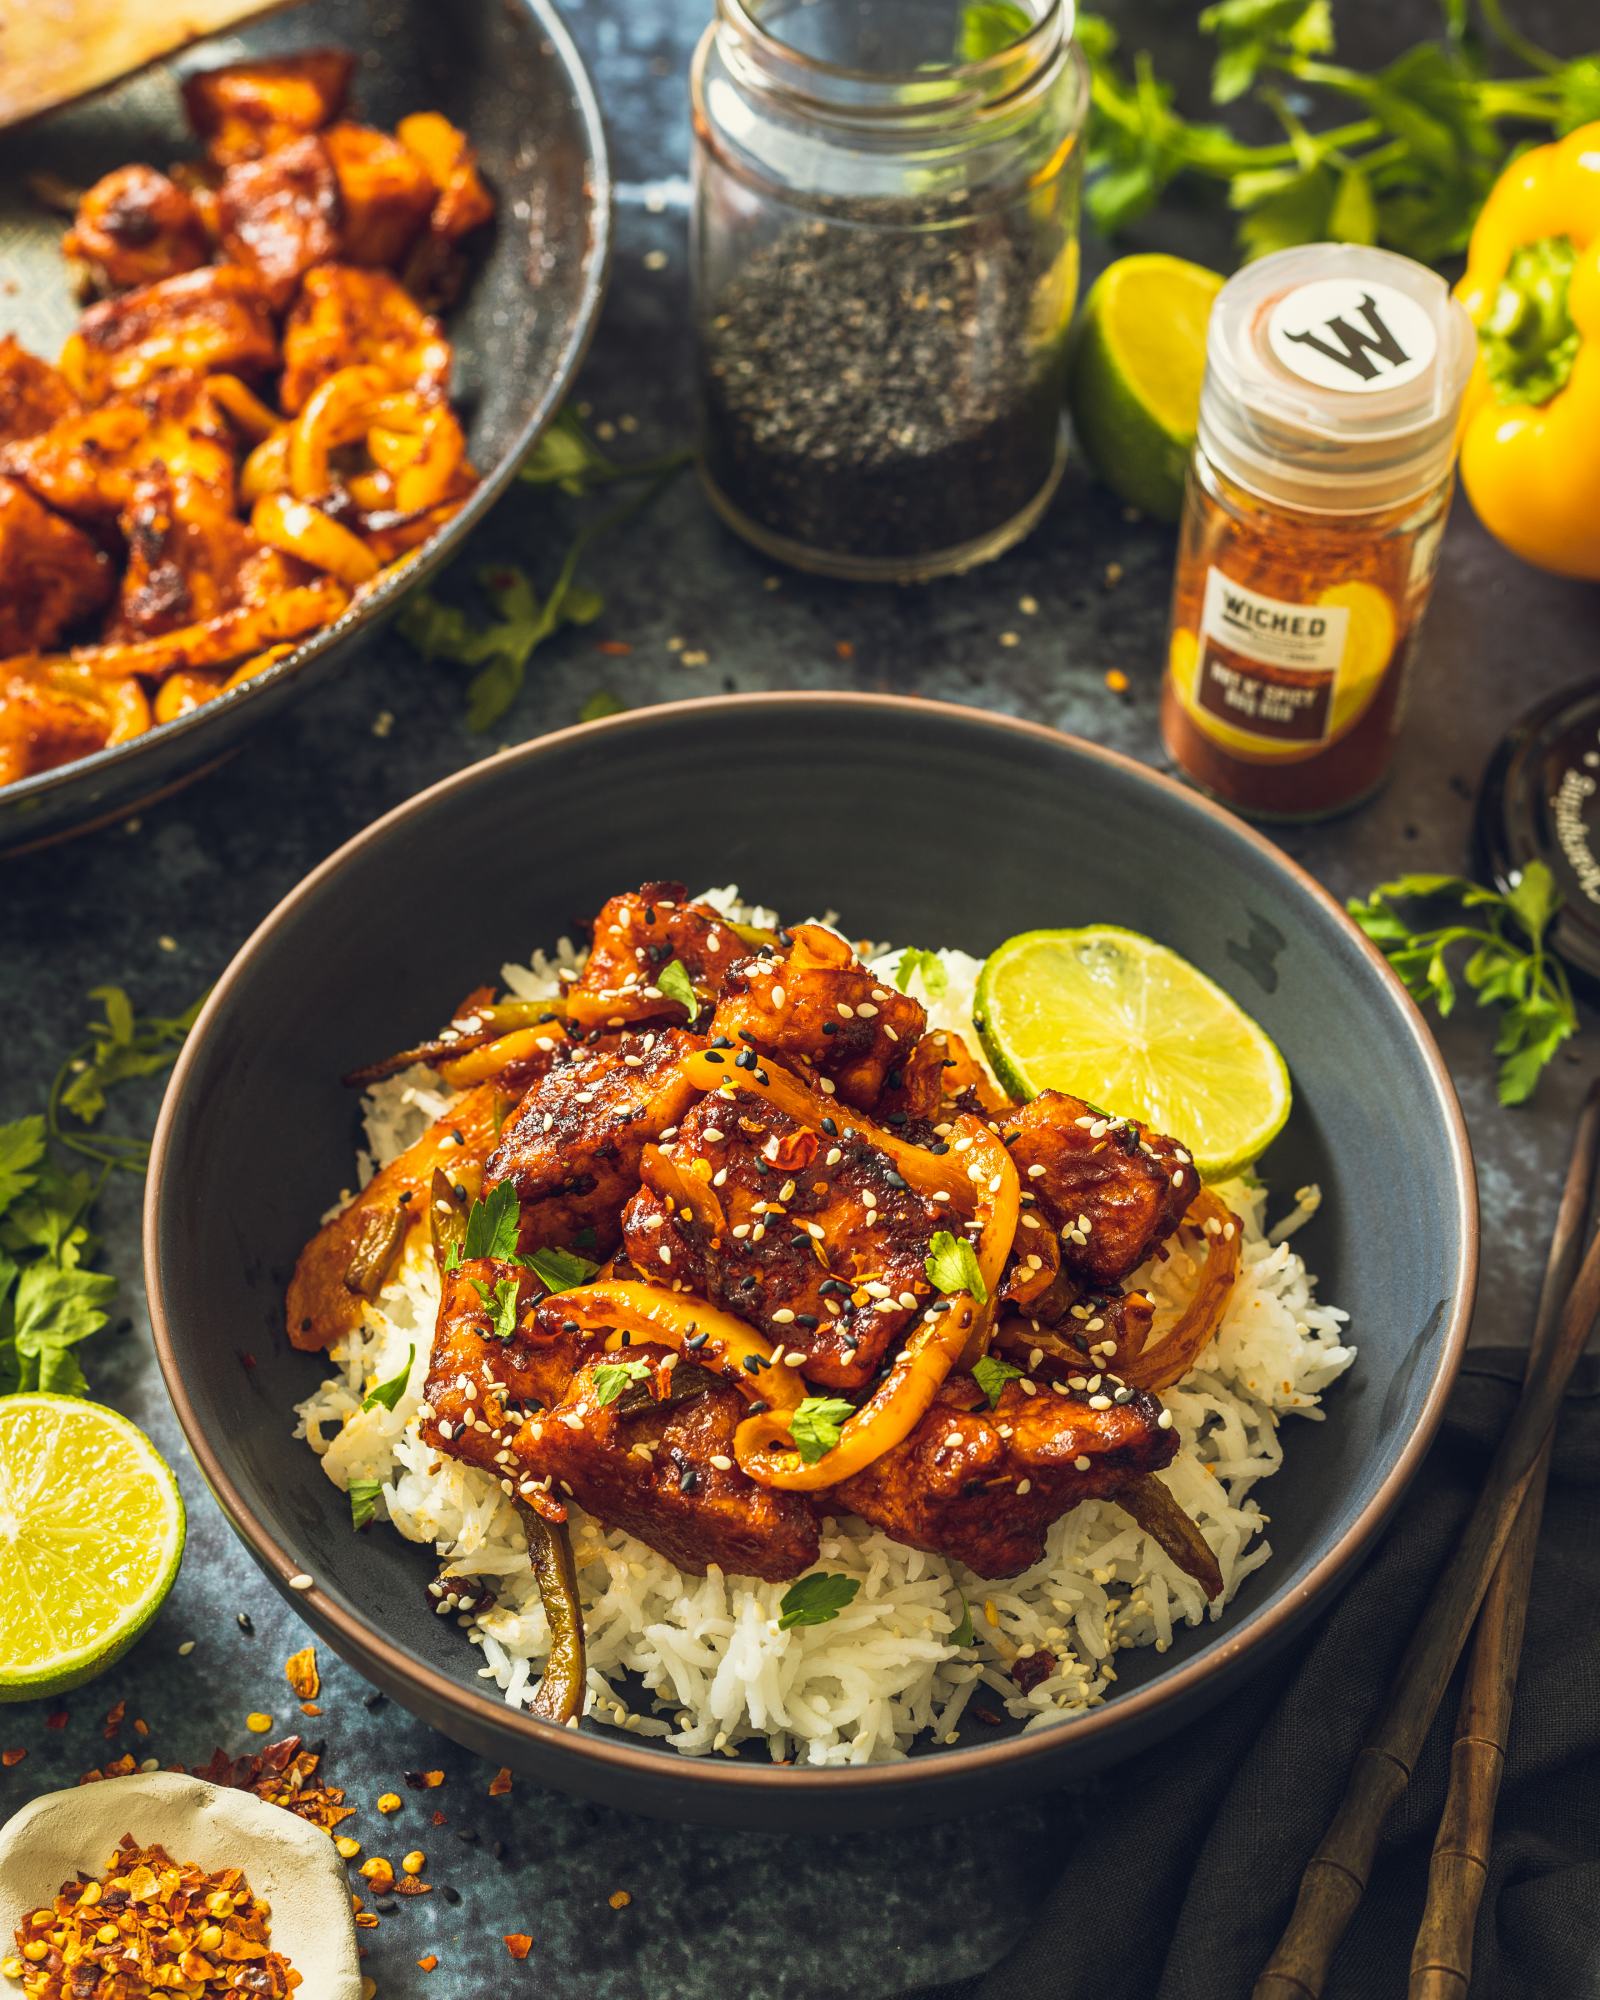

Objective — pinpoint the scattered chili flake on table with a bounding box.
[416,1954,439,1972]
[1,1750,25,1769]
[284,1648,320,1701]
[504,1935,533,1961]
[358,1858,396,1895]
[608,1890,631,1911]
[101,1702,125,1740]
[5,1837,301,1997]
[44,1711,67,1732]
[1105,669,1130,694]
[184,1735,354,1834]
[487,1768,512,1797]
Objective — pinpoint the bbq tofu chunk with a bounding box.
[279,264,450,411]
[621,1082,943,1390]
[515,1345,819,1581]
[0,338,81,450]
[323,123,436,268]
[60,265,276,403]
[566,882,751,1031]
[418,1259,576,1479]
[0,374,236,526]
[709,924,926,1112]
[836,1371,1177,1577]
[1004,1092,1193,1287]
[64,166,211,292]
[183,50,355,166]
[486,1029,703,1256]
[218,136,343,308]
[0,478,114,654]
[109,468,255,639]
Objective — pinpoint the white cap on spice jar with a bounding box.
[1196,243,1476,513]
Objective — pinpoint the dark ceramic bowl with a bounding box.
[145,695,1477,1830]
[0,0,609,855]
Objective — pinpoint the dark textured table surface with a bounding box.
[2,2,1597,1995]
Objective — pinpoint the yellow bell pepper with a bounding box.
[1455,122,1600,582]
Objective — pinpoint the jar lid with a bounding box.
[1475,678,1600,994]
[1197,243,1477,513]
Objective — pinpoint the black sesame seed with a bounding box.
[442,1886,462,1906]
[710,1036,734,1050]
[364,1690,387,1710]
[704,1051,726,1065]
[821,1117,838,1136]
[821,1021,839,1036]
[236,1612,254,1634]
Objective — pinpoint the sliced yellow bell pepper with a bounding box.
[1455,122,1600,581]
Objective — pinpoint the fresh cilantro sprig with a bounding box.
[777,1571,861,1630]
[0,985,199,1398]
[1074,0,1600,263]
[459,1182,520,1264]
[400,410,690,732]
[362,1344,416,1411]
[1348,862,1577,1105]
[348,1478,384,1530]
[471,1274,522,1340]
[525,1245,600,1294]
[789,1395,856,1465]
[892,948,949,1001]
[656,959,700,1024]
[972,1354,1023,1408]
[592,1356,653,1407]
[925,1230,989,1304]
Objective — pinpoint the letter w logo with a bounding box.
[1282,292,1409,381]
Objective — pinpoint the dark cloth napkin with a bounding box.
[915,1352,1600,2000]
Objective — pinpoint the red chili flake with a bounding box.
[103,1699,126,1738]
[504,1935,533,1961]
[300,1702,322,1717]
[835,640,855,661]
[488,1767,512,1796]
[44,1709,68,1731]
[238,1350,258,1371]
[132,1717,150,1737]
[417,1954,440,1972]
[1,1747,26,1768]
[430,1811,447,1827]
[1010,1648,1058,1694]
[608,1890,631,1910]
[395,1877,433,1897]
[595,640,632,656]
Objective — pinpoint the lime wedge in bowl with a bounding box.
[0,1394,185,1701]
[973,926,1291,1180]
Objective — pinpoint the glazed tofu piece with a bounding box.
[323,123,435,268]
[566,882,753,1032]
[183,50,355,166]
[418,1258,577,1481]
[0,663,146,785]
[279,264,450,412]
[515,1345,819,1581]
[60,265,276,404]
[395,112,495,241]
[621,1082,944,1391]
[709,923,927,1112]
[218,136,342,309]
[63,166,210,292]
[286,1079,508,1353]
[0,374,236,525]
[835,1370,1177,1577]
[108,468,257,640]
[1004,1091,1193,1287]
[0,337,81,449]
[486,1029,703,1256]
[0,478,114,654]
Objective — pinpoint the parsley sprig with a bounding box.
[1077,0,1600,263]
[1348,862,1577,1105]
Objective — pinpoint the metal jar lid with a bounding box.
[1475,678,1600,993]
[1197,242,1477,513]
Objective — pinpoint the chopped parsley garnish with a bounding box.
[972,1354,1024,1408]
[892,947,949,1001]
[459,1182,520,1263]
[777,1571,861,1630]
[348,1478,384,1531]
[951,1597,976,1648]
[471,1275,521,1341]
[789,1395,856,1465]
[362,1345,415,1411]
[592,1357,652,1407]
[925,1230,988,1304]
[525,1245,600,1294]
[656,959,699,1024]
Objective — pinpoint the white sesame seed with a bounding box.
[771,1307,796,1323]
[1018,1379,1037,1397]
[709,1454,734,1471]
[783,1350,806,1367]
[857,1002,878,1019]
[836,1003,855,1019]
[178,1639,196,1656]
[770,984,786,1008]
[1026,1164,1046,1179]
[1074,1455,1091,1472]
[1089,1394,1113,1410]
[1016,1478,1031,1495]
[288,1573,314,1591]
[1157,1409,1174,1429]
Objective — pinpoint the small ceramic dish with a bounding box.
[0,1771,359,1995]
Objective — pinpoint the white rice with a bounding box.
[294,888,1354,1765]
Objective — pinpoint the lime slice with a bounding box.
[0,1395,185,1701]
[973,926,1291,1179]
[1066,254,1224,522]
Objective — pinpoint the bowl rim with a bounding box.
[0,0,613,824]
[144,690,1479,1800]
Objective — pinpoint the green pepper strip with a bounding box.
[520,1504,586,1723]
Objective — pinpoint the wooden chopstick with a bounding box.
[1407,1083,1600,1997]
[1253,1078,1600,2000]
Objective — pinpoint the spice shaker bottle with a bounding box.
[1161,243,1476,820]
[690,0,1087,583]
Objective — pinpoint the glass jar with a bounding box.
[690,0,1087,583]
[1161,244,1476,820]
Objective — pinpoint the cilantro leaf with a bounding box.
[1348,862,1577,1105]
[777,1571,862,1630]
[12,1262,115,1395]
[592,1356,652,1407]
[0,1117,45,1218]
[892,948,949,1001]
[972,1354,1024,1408]
[951,1597,976,1648]
[579,690,626,723]
[525,1245,600,1294]
[789,1395,856,1466]
[362,1345,416,1412]
[461,1182,520,1263]
[348,1478,384,1530]
[925,1230,989,1304]
[656,959,700,1024]
[471,1275,521,1341]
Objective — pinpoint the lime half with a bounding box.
[0,1394,185,1701]
[1066,254,1224,522]
[974,926,1291,1180]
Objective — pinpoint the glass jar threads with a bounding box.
[1161,244,1476,820]
[690,0,1087,582]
